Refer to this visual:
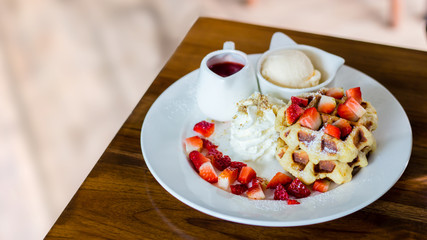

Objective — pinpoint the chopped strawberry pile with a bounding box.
[282,87,366,134]
[185,120,332,205]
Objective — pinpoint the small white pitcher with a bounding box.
[197,41,258,121]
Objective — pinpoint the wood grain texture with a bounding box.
[46,17,427,239]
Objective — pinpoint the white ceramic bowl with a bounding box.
[257,33,345,100]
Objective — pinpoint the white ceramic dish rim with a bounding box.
[140,54,412,226]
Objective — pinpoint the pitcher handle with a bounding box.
[223,41,235,50]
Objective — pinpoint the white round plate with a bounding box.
[140,54,412,226]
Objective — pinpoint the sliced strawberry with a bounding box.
[346,87,362,103]
[326,87,344,99]
[344,97,366,118]
[184,136,203,153]
[324,124,341,139]
[193,120,215,137]
[247,182,265,200]
[291,96,308,107]
[317,95,336,114]
[287,199,300,205]
[229,161,247,172]
[206,148,223,162]
[274,184,289,201]
[333,118,353,138]
[299,107,322,130]
[337,103,358,122]
[253,177,268,190]
[189,151,209,170]
[212,155,231,171]
[287,178,311,198]
[312,179,331,193]
[238,166,257,184]
[230,183,248,195]
[202,138,217,151]
[206,147,230,171]
[218,167,239,190]
[198,162,218,183]
[286,103,304,125]
[267,172,293,189]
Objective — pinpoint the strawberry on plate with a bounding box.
[287,199,300,205]
[206,148,231,171]
[291,96,309,107]
[313,179,331,193]
[274,184,289,201]
[202,138,217,151]
[333,118,353,138]
[230,183,248,195]
[346,87,362,103]
[184,136,203,153]
[193,120,215,137]
[212,155,231,171]
[206,148,223,160]
[299,107,322,130]
[318,95,336,114]
[287,178,311,198]
[247,182,265,200]
[189,151,209,170]
[229,161,247,172]
[337,102,358,122]
[218,167,239,191]
[238,166,257,184]
[198,161,218,183]
[326,87,344,99]
[286,103,304,125]
[344,97,366,118]
[267,172,293,189]
[324,124,341,139]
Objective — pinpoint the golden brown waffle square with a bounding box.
[274,88,378,185]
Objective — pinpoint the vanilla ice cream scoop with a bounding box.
[261,49,321,89]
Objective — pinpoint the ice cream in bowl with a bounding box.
[257,33,345,100]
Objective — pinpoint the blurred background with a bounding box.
[0,0,425,239]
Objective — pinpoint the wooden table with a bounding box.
[46,17,427,239]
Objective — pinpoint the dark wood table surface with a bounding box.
[46,17,427,239]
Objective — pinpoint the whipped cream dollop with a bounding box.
[230,92,284,161]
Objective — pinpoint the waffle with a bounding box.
[275,88,378,185]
